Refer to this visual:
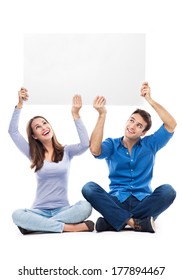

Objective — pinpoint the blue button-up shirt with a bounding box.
[95,125,174,202]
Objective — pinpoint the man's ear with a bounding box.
[141,130,147,137]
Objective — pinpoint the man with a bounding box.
[82,82,177,233]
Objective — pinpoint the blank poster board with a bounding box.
[24,33,145,105]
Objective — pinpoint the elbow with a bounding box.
[8,124,16,135]
[171,118,177,131]
[89,145,101,156]
[173,120,177,130]
[82,140,90,150]
[8,127,12,136]
[8,126,16,137]
[165,118,177,133]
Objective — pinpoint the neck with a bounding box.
[122,137,139,153]
[43,140,54,154]
[43,142,54,161]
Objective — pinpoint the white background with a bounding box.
[0,1,181,279]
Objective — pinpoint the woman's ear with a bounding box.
[32,134,38,139]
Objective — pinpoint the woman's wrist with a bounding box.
[16,102,23,109]
[72,113,80,120]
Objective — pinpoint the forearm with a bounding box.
[147,97,177,132]
[90,113,106,155]
[8,107,30,158]
[74,118,89,149]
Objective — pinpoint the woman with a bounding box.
[8,87,94,234]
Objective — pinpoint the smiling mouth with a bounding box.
[127,128,134,134]
[42,129,50,136]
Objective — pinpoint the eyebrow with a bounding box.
[33,120,46,128]
[130,117,143,128]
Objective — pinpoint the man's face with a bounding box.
[124,113,147,140]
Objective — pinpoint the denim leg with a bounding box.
[131,184,176,220]
[12,200,92,233]
[51,200,92,224]
[82,181,132,231]
[12,208,63,233]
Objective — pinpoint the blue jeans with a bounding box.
[82,182,176,231]
[12,200,92,233]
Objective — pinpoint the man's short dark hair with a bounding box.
[131,109,152,132]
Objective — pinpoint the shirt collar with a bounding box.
[119,136,142,148]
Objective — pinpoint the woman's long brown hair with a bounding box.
[26,116,64,172]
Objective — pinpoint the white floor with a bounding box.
[1,199,181,280]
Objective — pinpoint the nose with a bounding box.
[42,123,47,129]
[41,125,47,133]
[130,122,136,128]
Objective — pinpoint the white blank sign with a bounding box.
[24,33,145,105]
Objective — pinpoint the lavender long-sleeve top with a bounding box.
[8,107,89,209]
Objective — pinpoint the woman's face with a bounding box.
[31,117,53,142]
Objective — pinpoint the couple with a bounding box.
[8,82,176,235]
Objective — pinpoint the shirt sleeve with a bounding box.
[65,118,89,158]
[143,124,174,152]
[94,137,115,159]
[8,107,30,159]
